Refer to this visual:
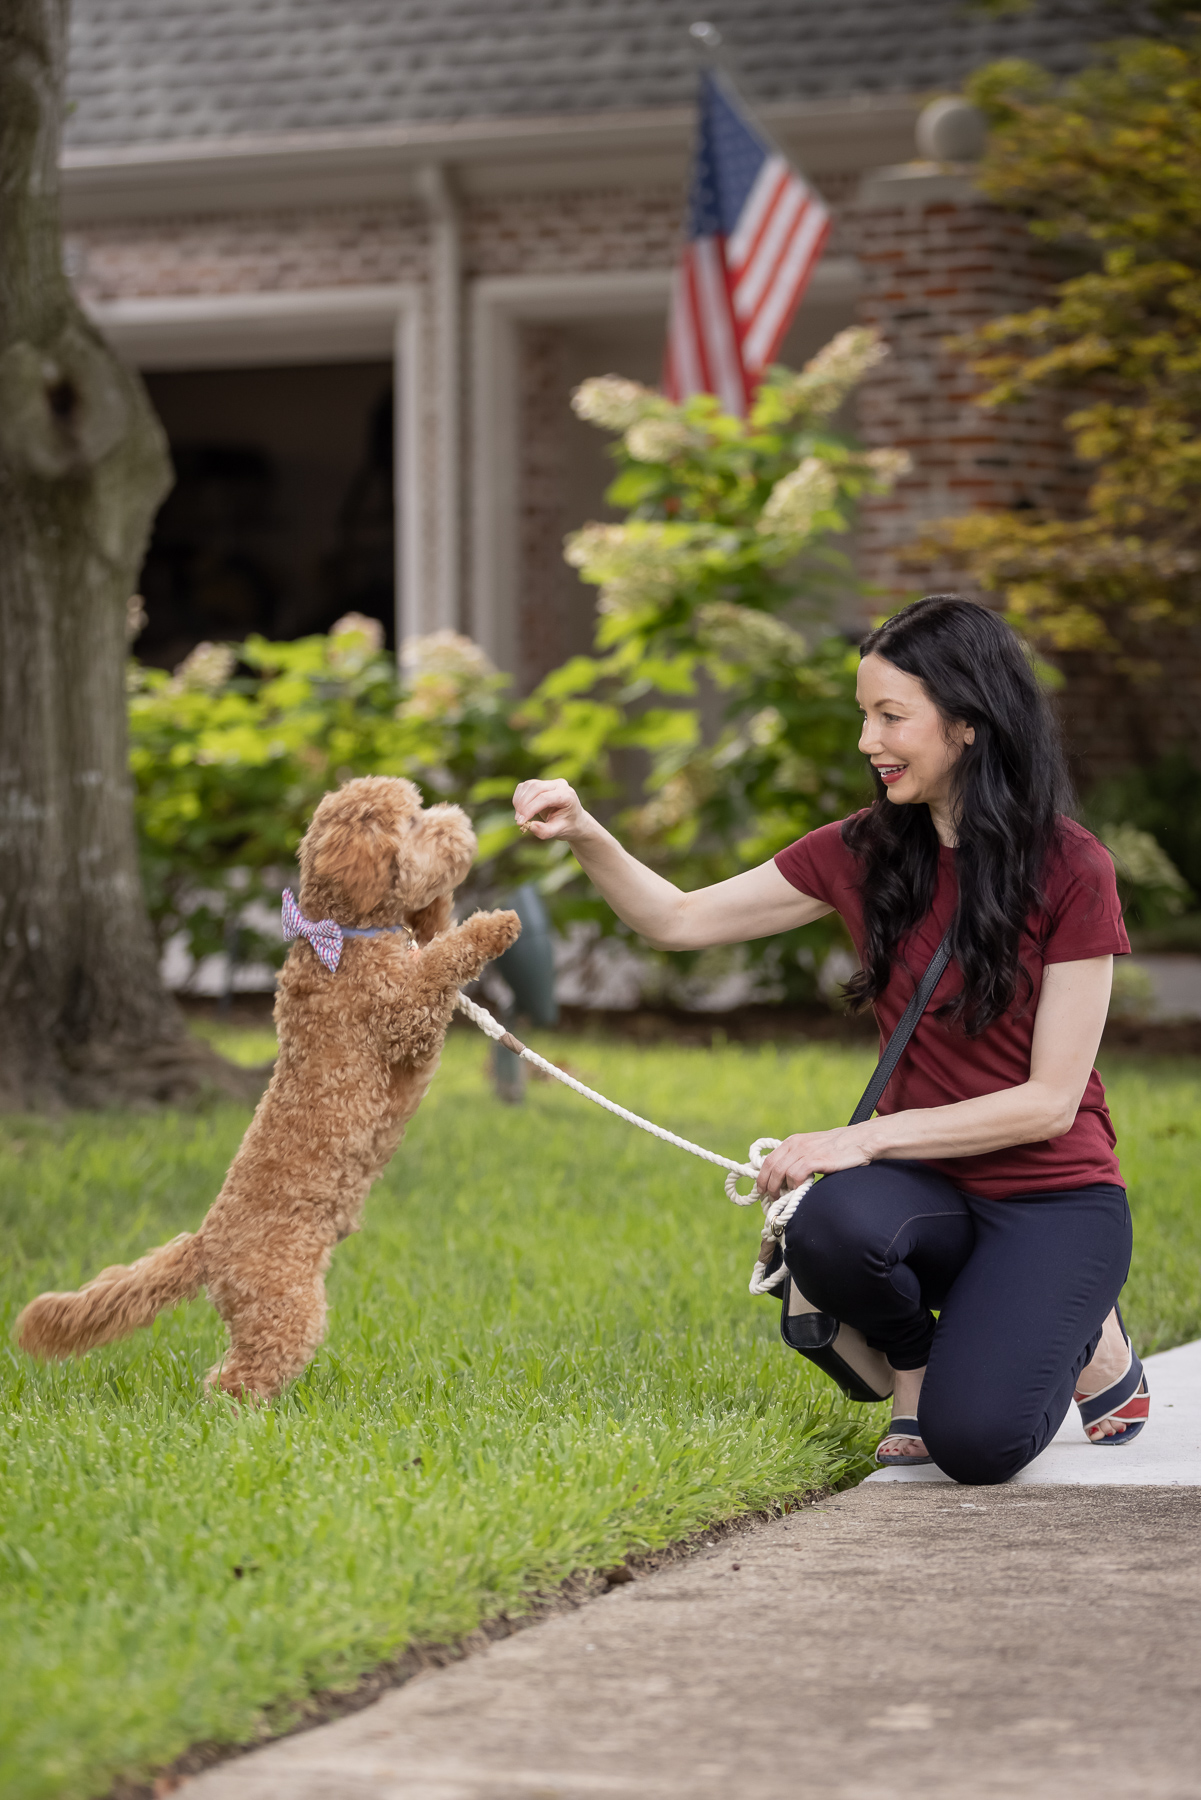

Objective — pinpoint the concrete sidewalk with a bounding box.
[184,1343,1201,1800]
[869,1336,1201,1487]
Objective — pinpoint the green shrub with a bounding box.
[1083,754,1201,904]
[1095,820,1192,928]
[521,330,909,1000]
[128,618,548,969]
[130,331,909,1003]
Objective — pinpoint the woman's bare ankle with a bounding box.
[890,1362,927,1423]
[1076,1308,1128,1397]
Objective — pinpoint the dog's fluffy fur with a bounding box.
[15,776,520,1399]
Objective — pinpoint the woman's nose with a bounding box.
[858,719,879,754]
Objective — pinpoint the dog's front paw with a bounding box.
[467,908,522,962]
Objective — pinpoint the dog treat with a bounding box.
[16,777,521,1401]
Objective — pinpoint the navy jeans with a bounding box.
[783,1160,1132,1485]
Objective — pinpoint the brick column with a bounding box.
[848,167,1086,608]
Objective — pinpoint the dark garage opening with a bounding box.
[136,360,395,670]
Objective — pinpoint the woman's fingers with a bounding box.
[513,778,581,839]
[513,778,570,822]
[757,1130,870,1197]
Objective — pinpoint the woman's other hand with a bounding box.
[756,1128,872,1199]
[513,779,593,844]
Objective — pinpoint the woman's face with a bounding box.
[856,652,973,814]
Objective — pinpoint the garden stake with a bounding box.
[456,992,811,1294]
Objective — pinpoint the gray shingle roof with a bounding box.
[65,0,1106,149]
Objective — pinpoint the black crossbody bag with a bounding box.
[771,930,953,1404]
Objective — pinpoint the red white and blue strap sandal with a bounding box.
[874,1416,933,1467]
[1074,1338,1150,1445]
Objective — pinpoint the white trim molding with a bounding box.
[84,284,426,652]
[468,258,863,675]
[84,284,417,370]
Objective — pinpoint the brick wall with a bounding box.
[464,187,680,279]
[516,322,574,690]
[1057,629,1201,788]
[847,180,1088,607]
[71,204,429,300]
[70,185,686,303]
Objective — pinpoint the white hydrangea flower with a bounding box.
[698,602,808,671]
[758,457,839,547]
[400,630,495,683]
[776,327,890,418]
[863,447,914,486]
[624,415,696,463]
[565,521,727,615]
[330,611,385,651]
[173,641,236,691]
[748,706,784,747]
[571,374,658,431]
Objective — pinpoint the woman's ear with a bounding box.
[964,726,975,745]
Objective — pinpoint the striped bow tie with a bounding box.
[281,890,416,973]
[281,890,345,972]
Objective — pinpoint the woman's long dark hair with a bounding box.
[843,595,1073,1036]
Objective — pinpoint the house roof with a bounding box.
[65,0,1105,151]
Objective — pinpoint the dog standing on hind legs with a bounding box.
[15,776,521,1400]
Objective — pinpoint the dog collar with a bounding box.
[281,890,417,974]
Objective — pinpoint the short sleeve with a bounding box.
[773,819,850,906]
[1041,823,1131,963]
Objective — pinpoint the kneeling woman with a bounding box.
[513,595,1149,1484]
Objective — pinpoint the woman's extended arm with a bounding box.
[512,778,832,950]
[755,955,1114,1197]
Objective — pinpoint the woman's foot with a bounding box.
[1074,1308,1149,1444]
[1075,1309,1138,1439]
[875,1363,930,1465]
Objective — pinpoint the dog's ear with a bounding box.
[396,803,477,912]
[299,777,423,924]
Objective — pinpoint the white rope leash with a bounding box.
[456,992,814,1296]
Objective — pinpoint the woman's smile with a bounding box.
[874,762,908,786]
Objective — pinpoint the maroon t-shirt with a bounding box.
[774,815,1129,1199]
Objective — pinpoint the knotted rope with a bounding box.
[456,992,814,1296]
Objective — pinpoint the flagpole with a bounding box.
[688,19,735,87]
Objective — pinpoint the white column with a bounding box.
[417,161,462,636]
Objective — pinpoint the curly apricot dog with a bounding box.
[16,776,520,1399]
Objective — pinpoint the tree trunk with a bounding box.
[0,1,258,1107]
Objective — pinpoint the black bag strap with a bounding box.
[847,930,953,1128]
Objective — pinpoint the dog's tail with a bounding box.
[15,1232,205,1360]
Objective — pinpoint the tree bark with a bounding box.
[0,1,258,1107]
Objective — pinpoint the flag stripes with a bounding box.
[665,72,830,415]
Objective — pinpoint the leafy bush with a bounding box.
[1083,754,1201,902]
[128,617,547,971]
[131,331,907,1003]
[521,330,909,999]
[1095,820,1192,927]
[926,35,1201,666]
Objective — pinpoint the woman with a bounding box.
[512,595,1149,1485]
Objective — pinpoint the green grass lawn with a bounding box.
[1,1031,1198,1800]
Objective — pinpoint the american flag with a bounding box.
[664,69,831,416]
